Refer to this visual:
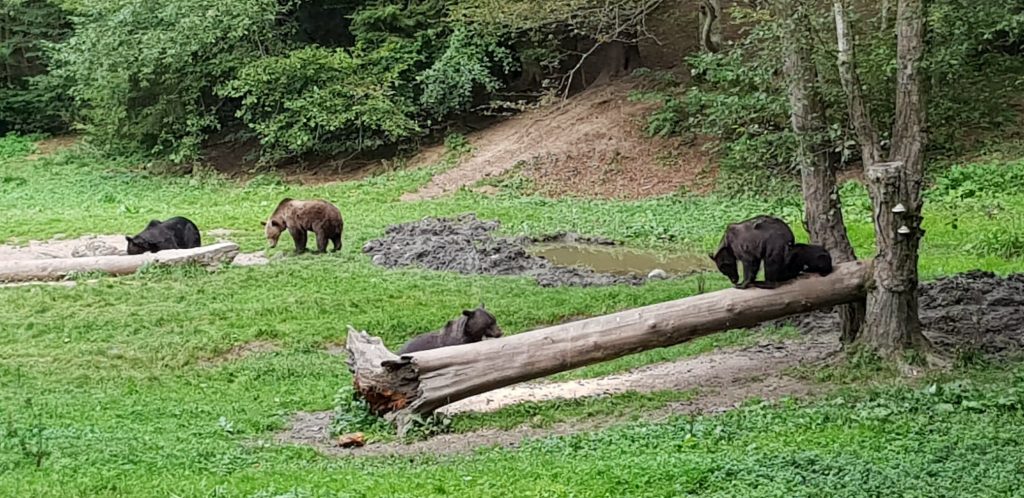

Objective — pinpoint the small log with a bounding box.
[0,242,240,282]
[347,260,873,434]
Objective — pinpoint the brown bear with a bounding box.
[397,305,503,355]
[262,198,344,254]
[710,215,795,289]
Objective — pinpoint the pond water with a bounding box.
[530,243,713,277]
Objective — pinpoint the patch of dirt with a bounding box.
[400,78,716,202]
[770,271,1024,357]
[25,135,79,160]
[276,334,832,457]
[0,235,127,260]
[198,341,281,367]
[439,335,834,414]
[361,214,653,287]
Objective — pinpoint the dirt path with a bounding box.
[400,78,711,201]
[276,333,835,457]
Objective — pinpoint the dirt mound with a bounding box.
[770,271,1024,356]
[361,214,648,287]
[400,78,714,202]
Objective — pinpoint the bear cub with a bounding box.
[125,217,202,255]
[397,305,503,355]
[262,198,343,254]
[710,215,795,289]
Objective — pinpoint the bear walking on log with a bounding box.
[710,215,834,289]
[262,199,344,254]
[125,217,202,255]
[397,305,503,354]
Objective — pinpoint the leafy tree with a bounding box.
[0,0,71,133]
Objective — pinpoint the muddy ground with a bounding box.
[769,270,1024,358]
[362,214,680,287]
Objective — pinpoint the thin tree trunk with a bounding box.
[832,0,933,359]
[699,0,722,52]
[348,261,872,434]
[777,0,865,343]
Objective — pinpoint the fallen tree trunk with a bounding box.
[347,260,872,433]
[0,242,240,282]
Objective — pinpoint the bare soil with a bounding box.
[362,214,675,287]
[198,341,281,367]
[25,135,79,160]
[400,78,715,202]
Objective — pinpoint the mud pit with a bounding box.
[770,271,1024,357]
[362,214,705,287]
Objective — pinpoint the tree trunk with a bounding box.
[832,0,932,359]
[699,0,722,53]
[0,242,240,282]
[347,261,872,434]
[777,0,865,344]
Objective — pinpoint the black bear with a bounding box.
[784,243,833,279]
[397,305,503,354]
[262,198,343,254]
[709,215,795,289]
[125,217,202,255]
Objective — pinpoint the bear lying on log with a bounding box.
[346,260,872,435]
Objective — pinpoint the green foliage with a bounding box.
[2,146,1024,495]
[51,0,293,161]
[220,45,421,160]
[639,1,1024,179]
[0,0,71,133]
[0,133,38,160]
[329,386,392,439]
[418,26,515,121]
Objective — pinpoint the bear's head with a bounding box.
[461,306,502,342]
[709,246,739,284]
[790,244,833,276]
[261,218,286,248]
[125,236,155,255]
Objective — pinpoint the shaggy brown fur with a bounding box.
[262,198,343,254]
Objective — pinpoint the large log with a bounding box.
[0,242,240,282]
[347,260,873,433]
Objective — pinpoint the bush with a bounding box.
[219,45,421,160]
[51,0,293,161]
[0,0,71,134]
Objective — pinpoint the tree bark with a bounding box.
[0,242,240,282]
[777,0,865,343]
[347,261,872,434]
[699,0,723,53]
[832,0,932,359]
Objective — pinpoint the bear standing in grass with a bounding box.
[262,198,343,254]
[397,305,503,354]
[125,217,201,255]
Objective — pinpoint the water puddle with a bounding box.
[530,243,713,277]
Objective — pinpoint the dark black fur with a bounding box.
[709,215,795,289]
[397,306,503,354]
[751,243,834,289]
[125,217,202,255]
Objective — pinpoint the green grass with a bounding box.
[3,134,1024,496]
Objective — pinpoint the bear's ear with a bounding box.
[707,252,716,260]
[125,236,134,244]
[462,309,474,317]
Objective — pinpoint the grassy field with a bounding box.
[2,133,1024,496]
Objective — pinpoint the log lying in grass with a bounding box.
[347,260,873,433]
[0,242,240,282]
